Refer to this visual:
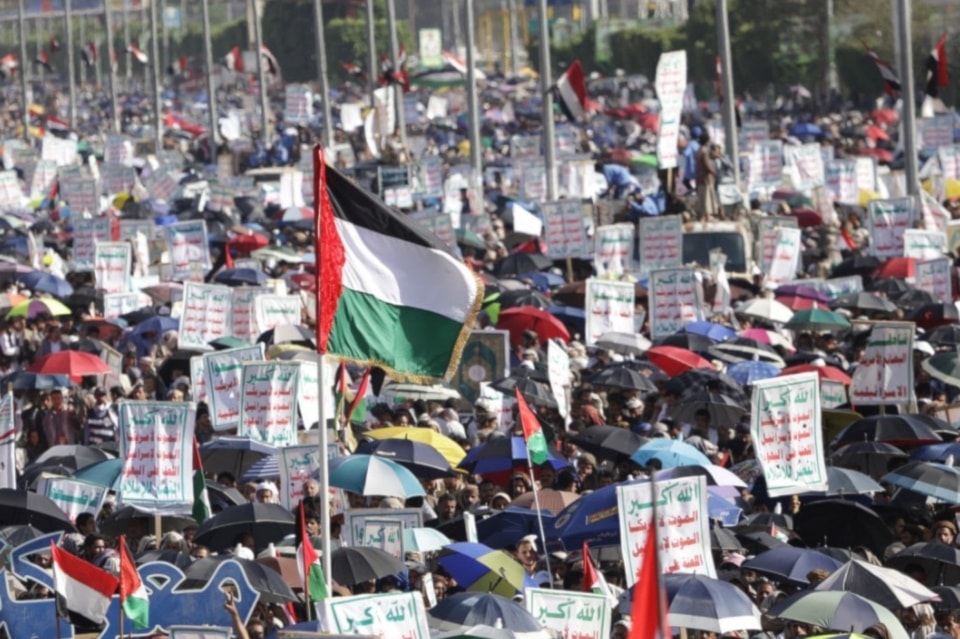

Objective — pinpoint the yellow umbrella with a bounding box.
[364,427,466,466]
[946,179,960,200]
[6,297,71,319]
[266,343,309,358]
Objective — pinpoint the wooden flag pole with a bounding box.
[525,447,553,588]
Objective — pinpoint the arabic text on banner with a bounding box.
[916,258,952,303]
[903,229,946,260]
[118,401,196,513]
[278,445,322,510]
[164,220,212,281]
[103,292,149,320]
[326,591,430,638]
[190,356,208,405]
[238,362,300,447]
[254,294,303,335]
[231,287,270,342]
[649,268,704,340]
[178,282,233,351]
[73,217,112,271]
[584,279,636,346]
[296,360,337,431]
[594,223,636,277]
[825,160,858,205]
[542,200,588,259]
[93,241,132,294]
[750,372,827,497]
[204,344,266,431]
[654,50,687,170]
[939,145,960,182]
[638,215,682,275]
[547,339,572,418]
[617,476,715,587]
[765,227,802,288]
[740,120,770,150]
[821,379,848,410]
[362,518,404,559]
[866,197,917,259]
[855,156,878,192]
[849,322,914,406]
[745,140,784,192]
[757,216,799,273]
[0,394,15,490]
[526,588,611,639]
[343,508,423,547]
[42,477,107,523]
[786,143,825,191]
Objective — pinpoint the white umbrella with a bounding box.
[595,331,652,356]
[737,298,794,324]
[815,558,939,609]
[380,382,461,402]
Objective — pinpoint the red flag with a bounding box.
[926,34,949,99]
[556,60,588,122]
[628,526,670,639]
[862,42,901,96]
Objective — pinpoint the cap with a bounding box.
[625,398,643,410]
[255,481,277,494]
[578,452,597,467]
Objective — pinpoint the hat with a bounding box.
[491,492,511,504]
[578,453,597,468]
[934,520,957,536]
[173,376,191,389]
[255,481,277,494]
[625,398,643,410]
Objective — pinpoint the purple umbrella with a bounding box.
[774,284,830,304]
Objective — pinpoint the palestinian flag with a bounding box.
[925,34,948,99]
[582,541,617,608]
[515,387,548,464]
[118,535,149,628]
[297,501,328,602]
[192,438,211,524]
[313,145,483,382]
[862,42,900,96]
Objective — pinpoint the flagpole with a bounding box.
[536,0,557,200]
[716,0,741,191]
[122,0,130,86]
[525,448,553,588]
[250,0,270,147]
[79,16,87,87]
[16,0,29,141]
[365,0,377,108]
[313,0,335,149]
[65,0,76,130]
[104,0,120,133]
[465,0,482,178]
[200,0,219,161]
[385,0,407,153]
[895,0,919,196]
[149,0,162,155]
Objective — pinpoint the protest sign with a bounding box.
[866,198,917,259]
[765,227,802,288]
[296,360,337,431]
[190,356,208,405]
[800,276,863,301]
[921,114,953,151]
[511,135,541,160]
[103,292,147,319]
[826,160,858,205]
[855,156,878,193]
[655,50,687,169]
[786,144,825,190]
[72,217,113,271]
[746,140,784,191]
[278,445,322,509]
[101,162,136,195]
[526,589,611,639]
[518,161,547,202]
[903,229,946,260]
[411,212,455,248]
[42,478,107,524]
[362,518,405,559]
[178,282,233,351]
[164,220,212,281]
[118,401,196,513]
[28,159,58,199]
[224,287,266,344]
[0,394,14,490]
[740,120,770,150]
[638,215,682,275]
[61,175,100,214]
[0,170,22,210]
[238,362,300,447]
[594,223,636,276]
[118,219,155,242]
[284,84,313,124]
[821,379,847,410]
[750,372,827,497]
[204,344,266,431]
[452,330,509,405]
[548,339,572,418]
[584,279,636,346]
[41,135,78,166]
[542,200,588,259]
[850,322,914,406]
[343,508,423,547]
[104,134,134,165]
[916,258,952,303]
[617,476,715,587]
[757,217,799,273]
[254,295,303,335]
[939,145,960,182]
[169,628,231,639]
[93,242,132,294]
[649,268,704,339]
[326,592,429,638]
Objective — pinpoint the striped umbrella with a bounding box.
[329,454,426,499]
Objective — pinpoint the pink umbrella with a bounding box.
[740,328,795,352]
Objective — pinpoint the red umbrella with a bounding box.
[864,125,890,142]
[787,208,823,228]
[496,306,570,347]
[28,351,112,378]
[870,109,898,126]
[775,296,827,311]
[645,346,712,378]
[875,257,916,280]
[780,364,852,385]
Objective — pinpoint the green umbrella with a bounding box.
[456,227,487,251]
[784,308,851,332]
[209,336,252,350]
[630,152,659,169]
[773,592,908,639]
[922,351,960,388]
[787,193,814,208]
[482,293,502,324]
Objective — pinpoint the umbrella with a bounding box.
[595,331,652,356]
[0,489,76,533]
[135,549,195,568]
[912,442,960,463]
[741,546,844,586]
[710,527,743,552]
[0,524,46,547]
[932,586,960,610]
[199,437,278,478]
[656,465,747,488]
[546,304,585,337]
[492,252,553,278]
[379,382,461,403]
[182,556,297,603]
[922,351,960,388]
[896,288,938,312]
[770,591,909,639]
[27,350,112,377]
[0,292,28,311]
[510,489,580,515]
[496,306,570,347]
[475,507,556,550]
[456,227,487,251]
[909,303,960,329]
[794,500,894,557]
[684,321,738,342]
[817,467,884,496]
[736,531,787,555]
[631,439,711,469]
[776,295,828,311]
[832,255,883,278]
[785,308,851,332]
[727,361,781,385]
[329,454,426,498]
[429,592,543,632]
[708,338,785,366]
[587,365,657,392]
[670,391,746,426]
[814,558,938,610]
[775,284,830,304]
[359,438,457,479]
[495,288,552,310]
[876,257,917,280]
[206,481,246,508]
[887,543,960,587]
[363,427,466,466]
[432,626,539,639]
[0,372,70,391]
[831,292,897,315]
[926,325,960,348]
[256,325,315,346]
[882,461,960,502]
[99,507,198,538]
[458,436,569,476]
[437,542,530,598]
[833,415,943,447]
[664,369,748,404]
[658,333,716,354]
[738,298,794,324]
[569,426,647,462]
[17,271,73,297]
[142,282,183,304]
[645,573,761,633]
[740,328,795,351]
[645,345,713,377]
[780,364,851,385]
[402,527,452,553]
[830,441,906,479]
[332,546,405,586]
[192,503,295,552]
[32,444,113,470]
[6,297,72,319]
[72,458,123,489]
[488,375,558,409]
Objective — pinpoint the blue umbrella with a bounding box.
[741,545,844,586]
[727,360,781,386]
[789,122,823,138]
[355,438,457,480]
[17,272,74,298]
[517,271,565,292]
[881,461,960,502]
[547,304,585,337]
[683,321,736,343]
[130,316,179,336]
[0,372,70,391]
[428,592,542,632]
[329,454,426,499]
[72,458,123,489]
[200,437,277,478]
[458,437,570,475]
[475,507,556,550]
[214,268,268,287]
[241,454,280,481]
[631,439,711,469]
[436,542,534,598]
[707,490,743,526]
[910,442,960,462]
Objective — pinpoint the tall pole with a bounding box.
[17,0,29,141]
[251,0,270,146]
[201,0,219,161]
[537,0,557,200]
[385,0,406,151]
[897,0,918,196]
[716,0,740,191]
[161,0,169,78]
[365,0,377,107]
[65,0,76,130]
[465,0,482,177]
[104,0,120,133]
[150,0,162,154]
[313,0,335,148]
[122,0,131,84]
[507,0,519,76]
[825,0,838,94]
[79,16,87,87]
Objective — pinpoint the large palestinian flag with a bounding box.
[313,146,483,382]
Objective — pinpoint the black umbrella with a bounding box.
[492,252,553,278]
[896,289,938,312]
[158,349,202,385]
[869,278,910,300]
[256,325,316,346]
[670,391,746,427]
[0,372,70,391]
[932,586,960,610]
[657,333,715,354]
[331,546,405,586]
[100,506,197,537]
[136,549,195,568]
[0,524,46,547]
[33,444,113,470]
[120,306,158,326]
[708,338,785,366]
[795,500,894,557]
[193,503,295,552]
[489,375,557,409]
[735,531,786,555]
[569,426,647,462]
[356,438,457,479]
[200,437,278,478]
[67,286,104,312]
[886,542,960,587]
[587,366,657,392]
[495,289,552,310]
[182,556,297,603]
[0,489,76,533]
[908,303,960,329]
[620,360,669,383]
[710,527,743,552]
[831,255,881,277]
[926,325,960,348]
[663,369,748,404]
[830,441,907,480]
[830,292,897,315]
[739,512,794,532]
[206,481,247,508]
[832,415,943,447]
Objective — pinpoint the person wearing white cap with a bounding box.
[255,482,278,504]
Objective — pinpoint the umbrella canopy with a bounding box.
[833,415,943,447]
[492,252,553,278]
[882,461,960,502]
[742,546,843,586]
[437,542,530,598]
[909,303,960,329]
[569,426,647,463]
[784,308,852,332]
[358,437,457,479]
[496,306,570,347]
[671,391,747,426]
[256,325,315,346]
[656,465,747,488]
[654,573,762,633]
[182,556,297,603]
[429,592,543,632]
[17,271,74,297]
[816,467,884,496]
[475,507,556,550]
[214,268,269,287]
[925,325,960,348]
[710,527,743,552]
[587,365,657,392]
[794,500,894,558]
[738,298,794,324]
[0,489,76,533]
[780,364,852,385]
[6,296,72,318]
[0,372,70,391]
[331,546,405,586]
[831,292,897,315]
[922,351,960,388]
[708,338,785,366]
[402,527,452,553]
[458,436,569,476]
[684,321,738,342]
[192,503,295,552]
[199,437,277,478]
[886,542,960,587]
[830,441,906,479]
[489,375,558,409]
[510,489,580,516]
[27,350,112,377]
[363,427,466,466]
[911,442,960,463]
[72,458,123,489]
[727,360,781,385]
[329,454,426,498]
[594,331,653,356]
[664,369,748,404]
[876,257,917,280]
[775,284,830,304]
[814,558,938,610]
[659,333,716,354]
[740,327,795,351]
[646,345,713,377]
[495,288,552,310]
[631,439,711,469]
[770,591,909,639]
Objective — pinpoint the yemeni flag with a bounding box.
[51,541,119,624]
[118,535,149,628]
[192,438,211,524]
[925,34,949,99]
[555,60,588,122]
[582,541,617,608]
[297,501,328,602]
[862,42,901,96]
[224,45,244,72]
[313,145,483,382]
[515,387,548,465]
